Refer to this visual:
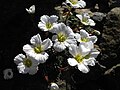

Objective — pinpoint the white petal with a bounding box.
[42,38,53,50]
[27,55,39,66]
[90,49,100,58]
[89,36,97,43]
[50,83,59,90]
[80,41,94,50]
[84,57,96,66]
[53,42,66,52]
[29,66,38,75]
[78,63,89,73]
[40,15,49,24]
[67,58,78,66]
[78,44,90,56]
[23,44,34,54]
[17,63,27,74]
[69,44,78,57]
[80,29,89,38]
[75,33,81,42]
[66,26,74,35]
[82,21,89,26]
[52,35,57,41]
[76,14,82,21]
[26,5,35,14]
[38,22,47,30]
[72,4,81,8]
[34,52,49,63]
[14,54,25,65]
[30,34,42,46]
[49,15,58,23]
[59,23,66,32]
[48,23,58,33]
[65,35,77,45]
[78,0,86,8]
[88,19,96,26]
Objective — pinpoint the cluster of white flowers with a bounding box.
[13,0,100,76]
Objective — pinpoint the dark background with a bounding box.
[0,0,63,90]
[0,0,120,90]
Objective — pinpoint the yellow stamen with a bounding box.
[34,45,43,53]
[75,54,83,63]
[81,38,89,42]
[46,22,53,29]
[70,0,78,5]
[23,58,32,67]
[57,33,67,42]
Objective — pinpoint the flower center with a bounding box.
[57,32,67,42]
[46,22,53,29]
[23,58,32,67]
[75,54,83,63]
[81,37,89,42]
[34,45,43,53]
[82,17,88,23]
[70,0,78,5]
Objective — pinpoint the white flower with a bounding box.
[23,34,53,63]
[67,44,99,73]
[3,69,13,80]
[52,23,76,52]
[50,83,59,90]
[26,5,35,14]
[66,0,86,8]
[38,15,58,33]
[14,54,39,75]
[75,29,97,43]
[76,13,95,26]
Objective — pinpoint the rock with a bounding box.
[92,12,106,22]
[109,0,120,9]
[84,0,109,12]
[99,7,120,68]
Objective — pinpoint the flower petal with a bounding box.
[40,15,49,24]
[14,54,25,65]
[30,34,42,46]
[49,15,58,23]
[80,41,94,50]
[78,0,86,8]
[89,36,97,43]
[80,29,89,38]
[67,58,78,66]
[69,44,78,57]
[26,5,35,14]
[74,33,81,42]
[17,63,27,74]
[78,44,90,56]
[50,83,59,90]
[23,44,34,54]
[53,42,66,52]
[33,52,49,63]
[78,63,89,73]
[42,38,53,50]
[90,49,100,58]
[52,35,57,41]
[38,22,47,31]
[65,35,77,46]
[29,66,38,75]
[76,14,82,21]
[88,19,95,26]
[84,57,96,66]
